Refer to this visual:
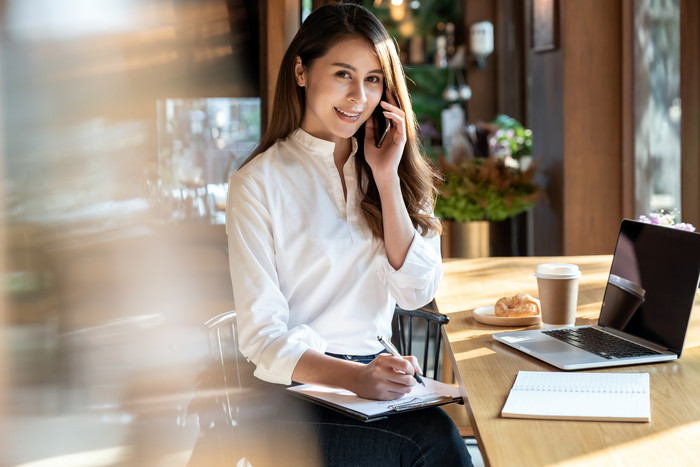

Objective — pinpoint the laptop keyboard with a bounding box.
[543,327,662,359]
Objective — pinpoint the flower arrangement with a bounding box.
[638,210,696,232]
[489,114,533,161]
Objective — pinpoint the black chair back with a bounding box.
[391,300,450,381]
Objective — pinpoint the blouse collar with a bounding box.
[290,128,358,159]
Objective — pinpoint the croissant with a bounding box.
[495,293,541,317]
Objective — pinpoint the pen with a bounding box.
[377,335,425,386]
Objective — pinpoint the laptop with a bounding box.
[493,219,700,370]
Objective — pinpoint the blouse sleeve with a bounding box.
[226,172,327,385]
[375,227,443,311]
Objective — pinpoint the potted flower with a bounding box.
[490,114,533,161]
[434,116,541,257]
[638,210,696,232]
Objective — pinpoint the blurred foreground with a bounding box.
[1,1,267,465]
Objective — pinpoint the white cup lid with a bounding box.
[534,263,582,279]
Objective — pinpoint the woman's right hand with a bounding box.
[292,349,421,401]
[352,353,419,400]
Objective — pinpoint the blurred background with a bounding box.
[1,0,698,465]
[1,0,256,465]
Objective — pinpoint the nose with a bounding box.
[347,81,367,104]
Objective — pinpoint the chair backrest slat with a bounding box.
[392,300,449,381]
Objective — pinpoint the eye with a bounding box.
[366,75,383,84]
[336,70,351,79]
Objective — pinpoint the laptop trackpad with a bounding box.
[527,339,581,354]
[524,339,605,364]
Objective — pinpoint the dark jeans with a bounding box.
[188,352,473,467]
[303,399,473,466]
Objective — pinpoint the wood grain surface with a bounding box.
[436,256,700,466]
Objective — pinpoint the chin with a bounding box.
[340,121,367,138]
[329,127,360,141]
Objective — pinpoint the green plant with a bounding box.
[434,155,541,222]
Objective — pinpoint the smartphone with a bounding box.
[372,94,392,148]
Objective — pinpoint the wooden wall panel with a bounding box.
[529,0,623,256]
[260,0,300,129]
[561,0,622,255]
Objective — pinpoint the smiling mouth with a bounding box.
[334,107,361,118]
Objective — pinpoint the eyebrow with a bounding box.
[331,62,383,75]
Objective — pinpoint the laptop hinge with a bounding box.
[597,326,676,354]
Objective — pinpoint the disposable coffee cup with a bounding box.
[534,263,581,328]
[599,274,646,330]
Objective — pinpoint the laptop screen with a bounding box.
[598,219,700,354]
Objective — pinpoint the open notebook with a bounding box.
[287,377,462,422]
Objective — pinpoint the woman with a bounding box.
[226,3,472,466]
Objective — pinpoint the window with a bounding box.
[633,0,681,216]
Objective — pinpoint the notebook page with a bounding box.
[501,371,650,422]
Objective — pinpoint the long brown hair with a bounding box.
[247,3,441,238]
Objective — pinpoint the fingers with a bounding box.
[362,97,406,175]
[377,374,415,399]
[379,99,401,115]
[375,353,416,378]
[404,355,423,377]
[383,89,399,107]
[355,355,418,400]
[377,356,416,399]
[379,101,406,139]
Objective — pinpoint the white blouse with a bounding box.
[226,128,442,385]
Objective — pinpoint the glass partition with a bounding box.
[633,0,681,216]
[155,98,261,224]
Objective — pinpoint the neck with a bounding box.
[333,137,352,167]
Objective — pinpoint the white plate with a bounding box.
[473,305,541,327]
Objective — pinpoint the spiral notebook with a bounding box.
[501,371,650,422]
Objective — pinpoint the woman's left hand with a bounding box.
[364,92,406,183]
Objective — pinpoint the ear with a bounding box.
[294,56,306,87]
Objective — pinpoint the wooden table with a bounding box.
[436,256,700,466]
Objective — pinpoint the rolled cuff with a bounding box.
[244,324,328,385]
